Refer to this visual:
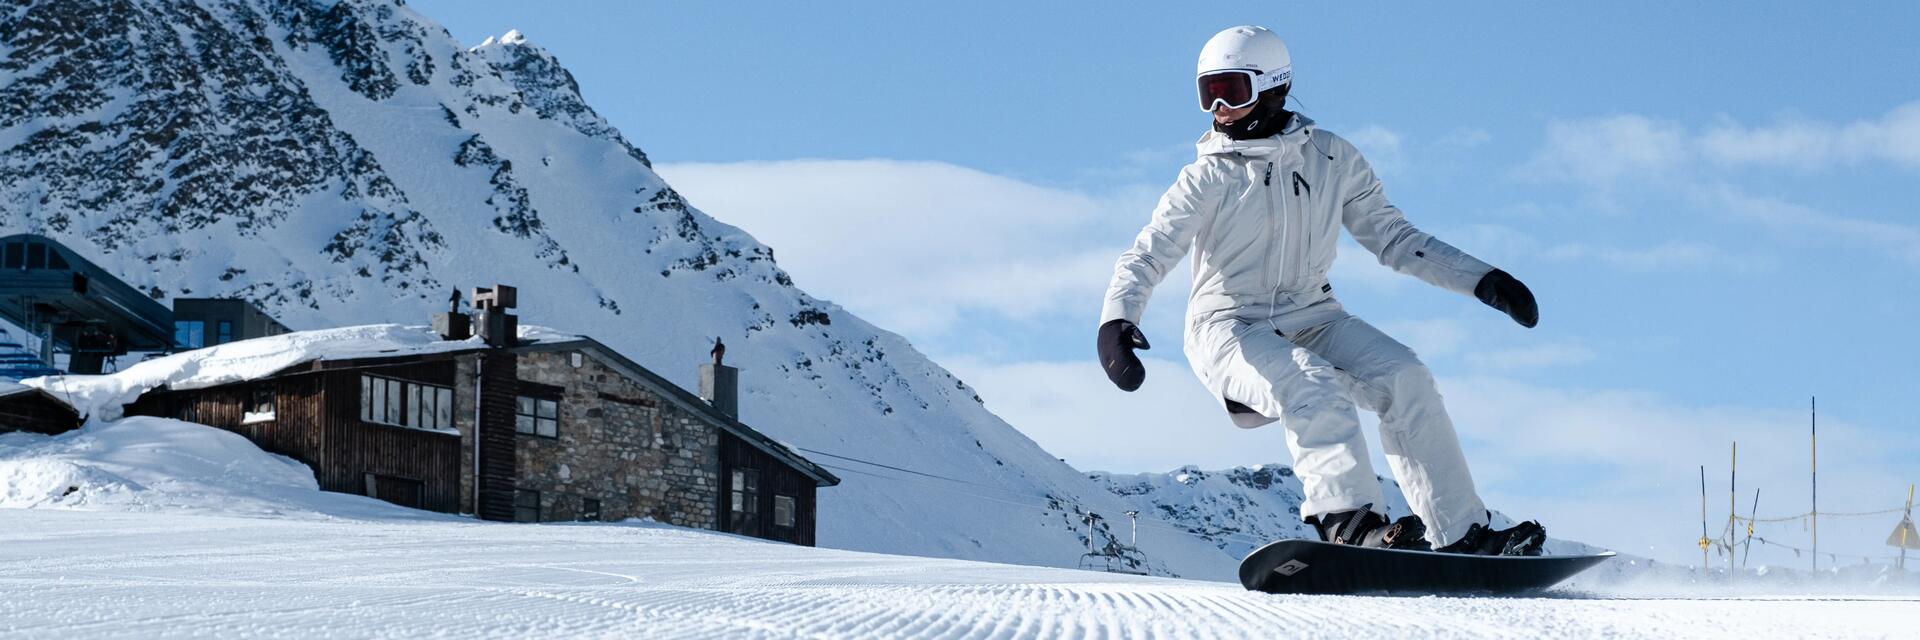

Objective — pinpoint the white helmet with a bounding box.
[1195,26,1291,111]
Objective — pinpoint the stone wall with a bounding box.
[513,349,720,527]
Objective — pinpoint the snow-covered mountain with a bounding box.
[0,0,1248,577]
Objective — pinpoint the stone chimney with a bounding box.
[699,336,738,419]
[469,283,520,522]
[471,284,518,347]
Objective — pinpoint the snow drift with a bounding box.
[0,416,430,519]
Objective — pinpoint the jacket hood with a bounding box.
[1196,113,1317,158]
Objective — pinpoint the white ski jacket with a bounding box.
[1101,115,1495,397]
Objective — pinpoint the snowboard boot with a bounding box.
[1436,519,1547,556]
[1306,506,1432,551]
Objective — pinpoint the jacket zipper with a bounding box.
[1266,161,1283,298]
[1294,171,1310,287]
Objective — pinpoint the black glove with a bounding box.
[1098,319,1151,391]
[1475,269,1538,328]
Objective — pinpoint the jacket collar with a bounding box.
[1195,113,1316,158]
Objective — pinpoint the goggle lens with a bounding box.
[1198,72,1256,111]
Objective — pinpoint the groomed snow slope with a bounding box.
[4,419,1916,639]
[5,510,1917,639]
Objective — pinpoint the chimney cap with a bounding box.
[472,284,517,311]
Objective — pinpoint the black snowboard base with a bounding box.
[1238,539,1613,595]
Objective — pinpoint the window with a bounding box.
[2,242,20,269]
[25,243,45,269]
[243,385,275,423]
[174,320,205,349]
[514,489,541,523]
[436,387,452,430]
[514,395,559,438]
[730,469,759,532]
[773,495,796,529]
[216,320,233,345]
[359,374,455,432]
[581,498,601,522]
[46,249,67,270]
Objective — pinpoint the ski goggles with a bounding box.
[1196,68,1290,112]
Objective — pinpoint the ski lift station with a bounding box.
[0,234,175,375]
[0,234,292,379]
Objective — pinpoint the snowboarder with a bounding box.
[1099,26,1544,555]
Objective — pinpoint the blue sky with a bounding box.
[413,1,1919,567]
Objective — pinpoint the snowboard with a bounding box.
[1238,539,1613,595]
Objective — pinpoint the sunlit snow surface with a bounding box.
[1,510,1915,639]
[2,419,1916,638]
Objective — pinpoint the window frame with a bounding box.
[581,498,601,522]
[513,488,541,523]
[242,384,276,424]
[216,320,233,345]
[729,469,760,532]
[359,374,456,433]
[174,320,205,349]
[513,395,560,439]
[773,494,796,529]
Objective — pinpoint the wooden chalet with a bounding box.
[0,382,83,435]
[123,286,837,546]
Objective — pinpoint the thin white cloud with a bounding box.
[1693,185,1920,267]
[1343,125,1405,176]
[1424,223,1758,274]
[1517,103,1920,268]
[1523,101,1920,187]
[1438,126,1492,149]
[1699,102,1920,171]
[1376,318,1471,359]
[1462,342,1596,372]
[1519,114,1689,189]
[1541,240,1761,272]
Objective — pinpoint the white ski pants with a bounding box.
[1190,313,1487,546]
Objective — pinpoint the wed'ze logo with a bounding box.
[1274,560,1310,576]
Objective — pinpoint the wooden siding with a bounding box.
[475,352,519,521]
[127,363,461,514]
[247,375,323,467]
[127,378,320,470]
[0,391,82,435]
[321,369,460,512]
[718,432,819,546]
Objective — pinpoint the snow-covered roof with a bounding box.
[21,324,579,421]
[16,323,837,487]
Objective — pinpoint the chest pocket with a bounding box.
[1290,168,1339,271]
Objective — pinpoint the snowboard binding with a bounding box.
[1436,520,1547,557]
[1306,506,1431,551]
